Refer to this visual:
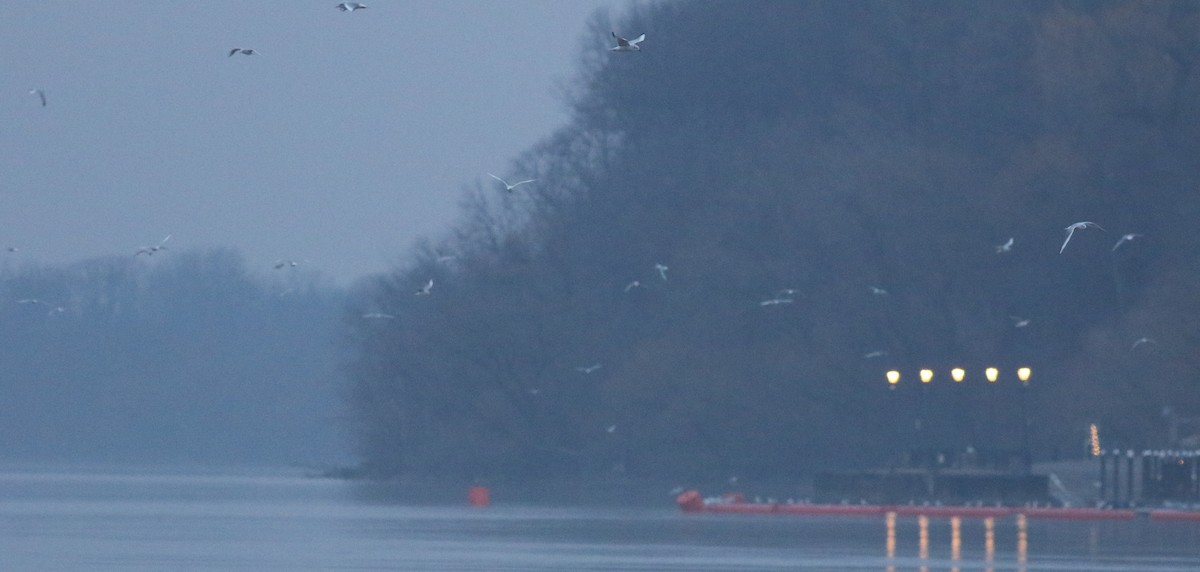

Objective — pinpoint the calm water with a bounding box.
[0,468,1198,571]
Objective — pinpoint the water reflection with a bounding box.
[918,515,929,572]
[1017,513,1028,571]
[890,512,1030,571]
[950,516,961,572]
[885,511,896,572]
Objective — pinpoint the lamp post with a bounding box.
[918,369,933,466]
[1017,367,1032,472]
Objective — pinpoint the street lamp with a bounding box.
[985,367,999,383]
[886,370,900,389]
[1017,366,1032,472]
[951,368,965,382]
[920,369,934,384]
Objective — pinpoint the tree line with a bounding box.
[346,0,1200,481]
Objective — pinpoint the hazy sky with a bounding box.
[2,1,628,284]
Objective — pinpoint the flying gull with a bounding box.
[488,173,536,192]
[29,89,46,107]
[759,298,794,306]
[336,2,367,11]
[654,263,668,281]
[362,312,395,319]
[17,298,64,316]
[1112,233,1143,252]
[1131,337,1156,351]
[1059,222,1103,254]
[1010,316,1032,328]
[135,235,171,256]
[576,364,602,374]
[869,286,888,296]
[610,32,645,52]
[863,350,887,359]
[274,259,299,269]
[415,279,433,295]
[995,237,1014,254]
[228,48,259,57]
[624,280,641,293]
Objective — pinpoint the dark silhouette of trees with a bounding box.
[348,1,1200,480]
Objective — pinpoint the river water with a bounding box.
[0,467,1198,571]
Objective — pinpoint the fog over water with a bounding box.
[4,1,1200,569]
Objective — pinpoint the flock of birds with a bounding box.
[18,7,1156,443]
[859,221,1152,357]
[19,3,648,306]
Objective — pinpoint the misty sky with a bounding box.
[2,1,627,284]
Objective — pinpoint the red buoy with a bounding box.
[468,486,491,507]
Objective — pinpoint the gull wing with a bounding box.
[229,48,241,57]
[487,173,509,187]
[1059,228,1074,254]
[628,34,646,46]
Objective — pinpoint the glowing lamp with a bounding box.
[951,368,965,382]
[985,367,999,383]
[886,370,900,386]
[919,369,933,384]
[1017,367,1031,383]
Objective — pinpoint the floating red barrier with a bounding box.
[887,505,1012,519]
[1016,507,1135,520]
[675,493,1183,521]
[1149,510,1200,522]
[775,504,886,517]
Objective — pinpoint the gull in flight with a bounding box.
[488,173,536,192]
[777,288,799,296]
[759,298,794,306]
[995,237,1014,254]
[6,247,17,253]
[576,364,602,374]
[436,253,457,264]
[29,89,46,107]
[863,350,887,359]
[1010,316,1032,328]
[869,286,888,296]
[336,2,367,11]
[654,263,669,281]
[135,235,171,256]
[1112,233,1143,252]
[415,279,433,295]
[228,48,259,57]
[18,299,64,316]
[606,424,617,434]
[610,32,646,52]
[1131,337,1156,351]
[362,312,395,319]
[624,280,641,293]
[1059,222,1103,254]
[274,259,299,269]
